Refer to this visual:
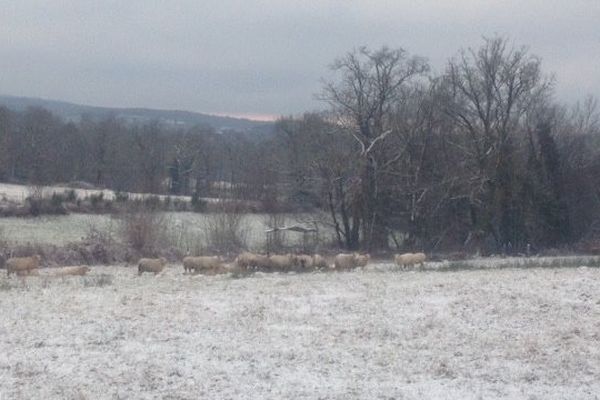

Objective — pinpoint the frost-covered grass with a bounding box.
[1,265,600,399]
[365,255,600,272]
[0,182,189,204]
[0,214,114,245]
[0,212,327,251]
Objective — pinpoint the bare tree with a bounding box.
[443,36,553,250]
[320,46,429,249]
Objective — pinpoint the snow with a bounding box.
[1,265,600,399]
[0,212,328,250]
[0,182,195,204]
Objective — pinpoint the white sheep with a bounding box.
[333,253,356,270]
[394,252,426,269]
[312,254,329,270]
[355,254,370,267]
[6,255,41,276]
[235,252,272,271]
[138,257,167,275]
[295,254,314,270]
[269,254,297,271]
[334,253,370,270]
[183,256,225,275]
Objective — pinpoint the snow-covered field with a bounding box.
[1,265,599,399]
[0,212,327,251]
[0,182,190,204]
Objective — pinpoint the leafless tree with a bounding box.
[443,36,553,250]
[320,46,429,249]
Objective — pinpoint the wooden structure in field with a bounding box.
[265,224,318,253]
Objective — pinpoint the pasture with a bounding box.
[1,263,599,399]
[0,212,325,252]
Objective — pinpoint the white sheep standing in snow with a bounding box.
[183,256,226,275]
[333,253,370,270]
[394,252,426,269]
[6,255,42,276]
[235,252,273,271]
[138,257,167,275]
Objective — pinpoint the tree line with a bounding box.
[275,37,600,253]
[0,36,599,253]
[0,108,279,204]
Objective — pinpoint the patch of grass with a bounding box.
[0,279,12,291]
[437,256,600,272]
[82,274,113,288]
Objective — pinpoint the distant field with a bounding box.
[0,182,190,204]
[0,214,113,245]
[0,212,329,251]
[1,265,599,399]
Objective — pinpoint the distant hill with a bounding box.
[0,95,275,134]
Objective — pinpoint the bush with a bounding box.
[64,189,77,202]
[83,274,113,288]
[203,206,248,254]
[51,192,65,208]
[118,206,168,255]
[114,191,129,202]
[26,189,68,216]
[191,191,207,212]
[172,198,189,212]
[89,193,104,208]
[143,195,161,210]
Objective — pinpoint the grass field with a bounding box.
[1,264,599,399]
[0,212,328,252]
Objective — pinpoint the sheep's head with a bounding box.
[159,257,167,265]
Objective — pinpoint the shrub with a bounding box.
[115,191,129,203]
[191,191,207,212]
[51,192,65,208]
[64,189,77,202]
[203,204,248,254]
[89,193,104,208]
[83,274,113,288]
[118,206,168,255]
[26,190,68,216]
[143,195,161,210]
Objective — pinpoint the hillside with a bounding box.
[0,95,275,134]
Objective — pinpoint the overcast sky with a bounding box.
[1,0,598,120]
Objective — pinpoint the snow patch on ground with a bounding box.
[1,266,600,399]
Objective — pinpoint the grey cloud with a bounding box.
[0,0,598,117]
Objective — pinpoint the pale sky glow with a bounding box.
[0,0,598,119]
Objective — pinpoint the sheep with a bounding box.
[333,253,370,270]
[234,252,254,270]
[50,266,91,277]
[412,252,426,267]
[269,254,297,272]
[253,254,274,271]
[15,268,39,277]
[6,255,41,276]
[183,256,225,275]
[312,254,329,270]
[235,252,273,271]
[394,252,413,268]
[138,257,167,275]
[355,254,370,267]
[223,262,244,275]
[295,254,314,270]
[394,252,426,269]
[333,253,357,270]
